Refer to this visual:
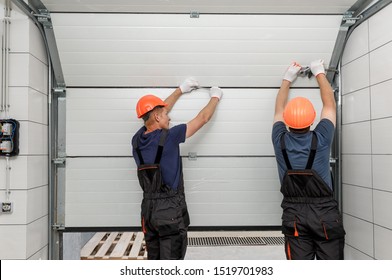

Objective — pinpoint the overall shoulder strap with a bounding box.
[305,132,318,169]
[133,134,145,165]
[154,129,168,164]
[280,133,293,170]
[133,129,168,165]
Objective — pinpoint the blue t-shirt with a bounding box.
[271,119,335,190]
[132,124,187,190]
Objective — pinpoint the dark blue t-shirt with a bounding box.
[132,124,187,190]
[271,119,335,190]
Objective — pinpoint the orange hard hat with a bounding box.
[283,97,316,129]
[136,95,168,118]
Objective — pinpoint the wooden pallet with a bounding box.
[80,232,147,260]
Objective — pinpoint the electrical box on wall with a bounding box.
[0,119,20,157]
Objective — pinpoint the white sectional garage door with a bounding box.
[53,13,340,227]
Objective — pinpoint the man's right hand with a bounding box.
[283,62,301,82]
[209,86,223,100]
[310,59,325,77]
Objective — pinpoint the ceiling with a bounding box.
[39,0,359,14]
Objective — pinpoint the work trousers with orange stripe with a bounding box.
[281,199,345,260]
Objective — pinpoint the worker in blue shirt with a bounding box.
[272,60,345,260]
[132,79,222,259]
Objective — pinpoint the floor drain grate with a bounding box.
[188,236,284,247]
[262,236,285,245]
[188,236,266,246]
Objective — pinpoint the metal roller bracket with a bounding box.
[298,67,339,79]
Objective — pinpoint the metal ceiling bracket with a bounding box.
[341,11,362,28]
[35,9,52,29]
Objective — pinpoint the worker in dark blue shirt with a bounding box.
[132,79,222,259]
[272,60,345,260]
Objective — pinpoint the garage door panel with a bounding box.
[188,203,281,215]
[185,166,278,179]
[169,110,274,123]
[67,192,141,204]
[66,180,136,193]
[191,214,281,226]
[52,13,340,87]
[64,75,320,88]
[54,25,336,41]
[60,52,333,67]
[184,158,278,179]
[53,15,339,35]
[187,192,282,203]
[65,157,282,227]
[60,11,337,227]
[67,121,136,134]
[64,86,323,226]
[181,144,275,156]
[66,204,141,216]
[62,64,320,78]
[52,13,340,28]
[186,180,279,192]
[67,165,136,181]
[67,88,322,156]
[67,109,133,122]
[58,40,336,57]
[66,214,140,228]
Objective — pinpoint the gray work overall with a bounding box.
[280,132,345,260]
[134,130,190,260]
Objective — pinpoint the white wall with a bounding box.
[341,3,392,260]
[0,1,49,260]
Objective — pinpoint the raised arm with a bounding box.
[274,62,301,124]
[164,78,199,113]
[186,87,222,138]
[310,60,336,126]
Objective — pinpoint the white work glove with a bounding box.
[310,59,325,77]
[209,86,223,100]
[179,78,199,93]
[283,62,301,82]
